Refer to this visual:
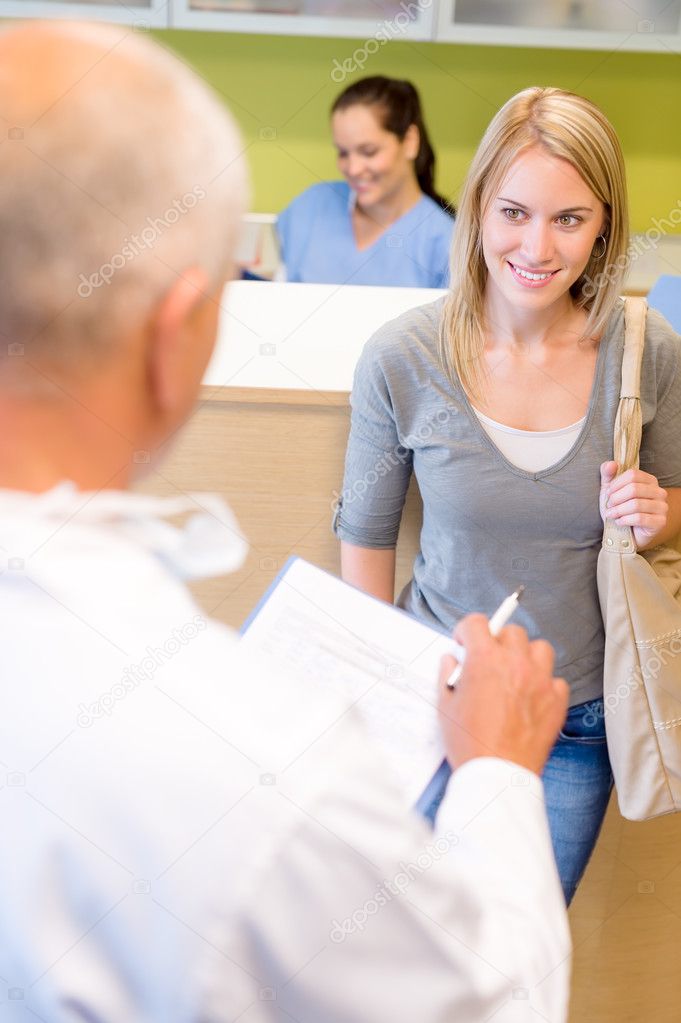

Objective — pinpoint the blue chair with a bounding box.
[647,274,681,333]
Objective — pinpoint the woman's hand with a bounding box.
[600,460,669,550]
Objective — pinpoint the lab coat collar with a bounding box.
[0,481,249,581]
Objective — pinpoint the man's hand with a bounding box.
[438,615,569,776]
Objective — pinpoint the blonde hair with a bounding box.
[439,87,629,399]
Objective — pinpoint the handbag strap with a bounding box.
[614,296,648,471]
[620,297,647,400]
[602,297,647,552]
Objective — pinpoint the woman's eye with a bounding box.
[558,214,580,226]
[503,208,523,221]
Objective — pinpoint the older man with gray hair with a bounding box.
[0,20,571,1023]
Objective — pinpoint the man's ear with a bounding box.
[146,266,214,417]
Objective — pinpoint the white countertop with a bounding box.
[204,248,681,394]
[204,281,446,393]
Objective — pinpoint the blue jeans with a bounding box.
[415,698,614,905]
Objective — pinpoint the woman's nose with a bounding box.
[520,222,555,265]
[344,154,364,179]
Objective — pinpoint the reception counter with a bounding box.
[137,280,681,1023]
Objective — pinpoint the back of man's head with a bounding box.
[0,22,248,377]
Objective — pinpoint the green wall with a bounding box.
[151,30,681,235]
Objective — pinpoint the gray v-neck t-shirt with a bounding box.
[334,296,681,706]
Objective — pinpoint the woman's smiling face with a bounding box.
[481,146,606,315]
[331,103,418,210]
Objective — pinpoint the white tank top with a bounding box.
[472,407,586,472]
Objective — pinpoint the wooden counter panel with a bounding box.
[199,384,351,407]
[137,395,422,630]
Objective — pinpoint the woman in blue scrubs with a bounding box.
[277,76,454,289]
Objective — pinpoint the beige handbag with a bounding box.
[597,296,681,821]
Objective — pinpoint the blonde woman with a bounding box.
[334,87,681,904]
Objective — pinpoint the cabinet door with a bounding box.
[436,0,681,51]
[171,0,436,39]
[0,0,169,27]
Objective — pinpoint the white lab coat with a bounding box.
[0,483,570,1022]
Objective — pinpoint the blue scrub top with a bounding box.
[277,181,453,289]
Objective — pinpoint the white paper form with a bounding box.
[240,558,455,803]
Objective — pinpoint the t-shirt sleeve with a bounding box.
[333,333,413,549]
[430,213,454,290]
[640,308,681,488]
[277,186,320,283]
[276,204,289,253]
[276,195,298,282]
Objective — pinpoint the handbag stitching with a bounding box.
[653,717,681,731]
[635,627,681,647]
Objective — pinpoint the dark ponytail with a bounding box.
[331,76,454,217]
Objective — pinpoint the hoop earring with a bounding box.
[593,235,607,259]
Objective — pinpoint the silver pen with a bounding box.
[446,585,526,689]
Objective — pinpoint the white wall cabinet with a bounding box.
[0,0,169,29]
[436,0,681,53]
[169,0,435,40]
[0,0,435,37]
[3,0,681,51]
